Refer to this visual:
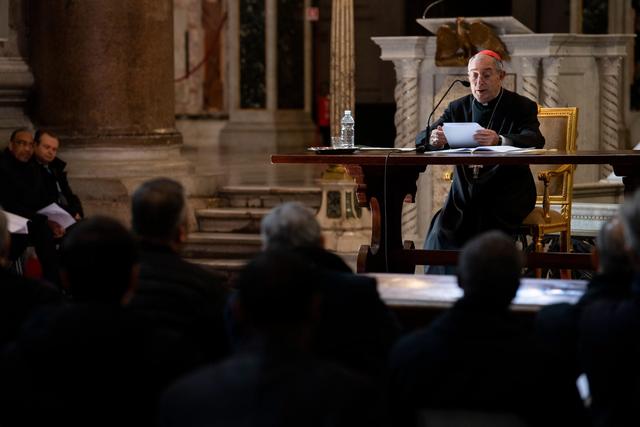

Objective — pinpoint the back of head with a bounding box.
[458,231,523,306]
[596,216,633,277]
[60,216,138,303]
[131,178,187,243]
[621,189,640,265]
[235,250,321,331]
[260,202,322,250]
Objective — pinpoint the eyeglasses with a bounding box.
[12,139,35,148]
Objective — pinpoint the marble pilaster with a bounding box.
[597,56,623,178]
[541,57,562,107]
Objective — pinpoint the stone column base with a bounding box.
[62,144,222,227]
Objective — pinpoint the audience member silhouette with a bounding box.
[9,217,158,427]
[0,208,62,348]
[159,250,387,427]
[533,219,631,426]
[258,201,400,379]
[389,231,545,426]
[127,177,230,375]
[577,190,640,427]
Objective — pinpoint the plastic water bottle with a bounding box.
[340,110,355,148]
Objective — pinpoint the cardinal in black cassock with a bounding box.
[416,50,545,274]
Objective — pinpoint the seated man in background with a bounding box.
[127,178,230,375]
[33,130,84,220]
[390,231,551,426]
[159,250,387,427]
[258,202,400,380]
[0,128,61,285]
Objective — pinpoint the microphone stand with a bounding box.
[418,79,470,153]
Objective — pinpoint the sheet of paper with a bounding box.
[442,122,483,148]
[441,145,538,153]
[4,211,29,234]
[37,203,76,229]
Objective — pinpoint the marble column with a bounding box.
[29,0,181,148]
[598,56,623,178]
[520,57,541,104]
[27,0,202,222]
[330,0,355,137]
[0,0,33,142]
[541,57,562,107]
[391,59,422,149]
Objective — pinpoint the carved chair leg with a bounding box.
[533,231,543,279]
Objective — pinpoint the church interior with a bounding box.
[2,0,640,425]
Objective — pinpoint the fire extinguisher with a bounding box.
[317,95,330,128]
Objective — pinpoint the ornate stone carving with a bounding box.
[392,59,421,149]
[541,57,562,107]
[520,57,541,104]
[598,56,623,179]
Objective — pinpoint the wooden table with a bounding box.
[272,150,640,273]
[371,272,587,329]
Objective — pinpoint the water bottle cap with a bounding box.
[344,110,351,115]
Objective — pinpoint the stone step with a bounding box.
[183,232,262,259]
[196,207,271,233]
[216,185,322,209]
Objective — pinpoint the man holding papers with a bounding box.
[417,50,545,274]
[0,128,64,285]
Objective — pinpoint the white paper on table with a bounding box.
[443,122,484,148]
[4,211,29,234]
[442,145,533,153]
[37,203,76,229]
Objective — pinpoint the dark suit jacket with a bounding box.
[159,347,387,427]
[0,267,62,347]
[390,297,548,426]
[281,247,400,379]
[7,303,159,427]
[0,148,49,219]
[128,241,231,373]
[38,157,84,218]
[576,274,640,427]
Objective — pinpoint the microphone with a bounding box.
[418,79,470,152]
[421,0,446,19]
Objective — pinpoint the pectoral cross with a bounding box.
[470,165,483,179]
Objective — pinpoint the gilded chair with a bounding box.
[519,106,578,278]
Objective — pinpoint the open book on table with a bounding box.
[441,145,535,153]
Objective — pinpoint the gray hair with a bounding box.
[596,216,633,276]
[131,178,188,243]
[621,189,640,259]
[260,202,322,250]
[468,52,504,72]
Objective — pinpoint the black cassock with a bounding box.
[416,88,545,274]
